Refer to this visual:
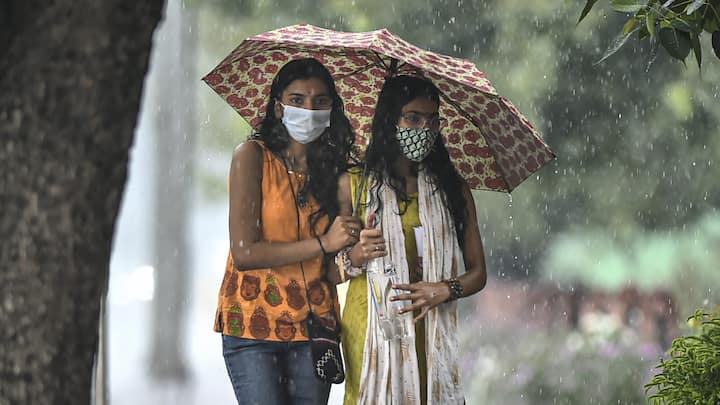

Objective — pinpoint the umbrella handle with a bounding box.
[351,164,368,218]
[389,58,398,76]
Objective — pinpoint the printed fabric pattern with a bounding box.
[214,140,338,342]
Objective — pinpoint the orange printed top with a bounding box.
[214,140,338,341]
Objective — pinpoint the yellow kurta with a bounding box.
[341,170,427,405]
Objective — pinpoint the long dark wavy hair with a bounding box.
[364,75,468,247]
[252,58,355,235]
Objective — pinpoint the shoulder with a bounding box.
[233,140,264,160]
[231,140,265,173]
[338,172,351,189]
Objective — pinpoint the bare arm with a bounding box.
[228,142,359,270]
[455,181,488,296]
[326,173,353,285]
[334,172,386,281]
[338,172,353,217]
[392,180,487,321]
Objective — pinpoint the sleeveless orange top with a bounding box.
[214,140,337,342]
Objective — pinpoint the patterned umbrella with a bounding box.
[203,24,555,191]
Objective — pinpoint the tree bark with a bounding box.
[0,1,165,404]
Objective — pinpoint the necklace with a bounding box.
[280,152,309,208]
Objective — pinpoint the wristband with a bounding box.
[443,277,463,302]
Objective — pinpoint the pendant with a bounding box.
[296,189,308,208]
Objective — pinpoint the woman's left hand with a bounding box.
[390,282,451,322]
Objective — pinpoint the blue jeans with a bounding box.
[222,335,331,405]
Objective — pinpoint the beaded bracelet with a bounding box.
[334,246,364,281]
[443,277,464,302]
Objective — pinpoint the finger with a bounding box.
[341,218,361,236]
[360,237,384,247]
[390,293,413,301]
[360,238,377,248]
[346,224,360,238]
[399,300,425,314]
[392,283,416,291]
[414,307,430,322]
[360,228,383,237]
[359,232,382,241]
[365,243,384,254]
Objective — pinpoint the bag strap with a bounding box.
[284,167,318,316]
[284,165,341,319]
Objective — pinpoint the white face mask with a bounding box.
[280,104,331,144]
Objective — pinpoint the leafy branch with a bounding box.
[644,309,720,404]
[578,0,720,69]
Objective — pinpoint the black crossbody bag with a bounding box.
[286,170,345,384]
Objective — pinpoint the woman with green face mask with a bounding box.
[334,75,488,404]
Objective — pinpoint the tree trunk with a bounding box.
[149,0,197,382]
[0,1,165,404]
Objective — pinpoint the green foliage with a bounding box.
[578,0,720,68]
[645,309,720,404]
[541,212,720,315]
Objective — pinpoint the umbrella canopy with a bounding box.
[203,24,555,191]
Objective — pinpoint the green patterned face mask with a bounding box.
[395,127,439,162]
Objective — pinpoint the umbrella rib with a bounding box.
[333,63,383,80]
[371,50,391,71]
[370,51,409,76]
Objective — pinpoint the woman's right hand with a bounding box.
[349,211,387,266]
[353,228,386,264]
[320,215,362,253]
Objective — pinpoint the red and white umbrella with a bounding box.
[203,24,555,191]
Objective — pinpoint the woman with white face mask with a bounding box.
[335,75,488,404]
[214,58,361,405]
